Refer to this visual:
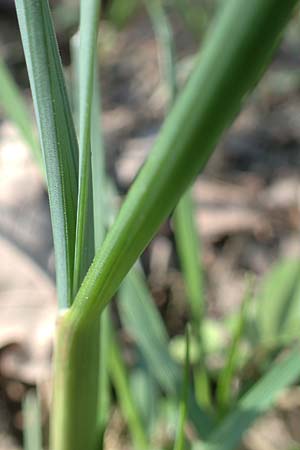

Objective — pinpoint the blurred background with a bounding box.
[0,1,300,449]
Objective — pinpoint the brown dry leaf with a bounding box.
[0,236,56,384]
[0,121,53,276]
[196,207,269,240]
[0,122,56,384]
[191,179,270,240]
[116,134,155,185]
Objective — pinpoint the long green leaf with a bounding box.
[144,0,177,106]
[174,191,205,324]
[194,346,300,450]
[73,0,101,294]
[15,0,79,308]
[71,0,297,325]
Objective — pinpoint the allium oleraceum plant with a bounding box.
[11,0,300,450]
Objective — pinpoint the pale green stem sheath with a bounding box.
[51,312,100,450]
[51,1,297,449]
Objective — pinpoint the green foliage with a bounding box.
[256,259,300,347]
[0,1,297,450]
[194,347,300,450]
[107,0,140,28]
[174,327,191,450]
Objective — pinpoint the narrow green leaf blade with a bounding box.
[144,0,177,105]
[73,0,101,294]
[119,268,214,436]
[256,259,300,346]
[174,191,204,324]
[216,286,250,415]
[109,326,149,450]
[15,0,79,308]
[119,267,179,393]
[174,326,190,450]
[194,347,300,450]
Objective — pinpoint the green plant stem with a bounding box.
[51,313,100,450]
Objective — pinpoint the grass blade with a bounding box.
[174,326,190,450]
[216,284,250,416]
[194,346,300,450]
[110,326,149,450]
[15,0,79,308]
[91,75,107,251]
[144,0,177,106]
[174,191,204,324]
[256,259,300,347]
[119,267,179,393]
[0,54,42,170]
[73,0,101,294]
[23,390,42,450]
[119,267,214,437]
[173,191,211,410]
